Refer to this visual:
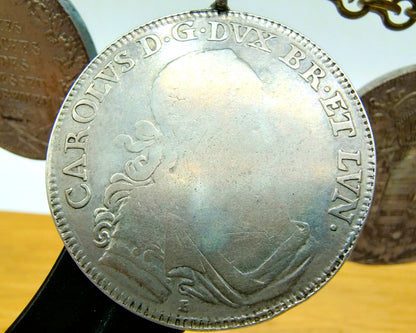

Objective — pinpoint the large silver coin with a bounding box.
[46,11,375,330]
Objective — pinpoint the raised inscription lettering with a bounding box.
[279,44,326,91]
[208,21,229,41]
[337,150,361,171]
[299,61,326,91]
[63,154,87,181]
[336,171,362,196]
[113,50,135,73]
[138,35,162,58]
[320,91,357,137]
[279,44,305,70]
[0,87,49,106]
[0,37,40,55]
[65,128,89,152]
[320,91,347,117]
[72,99,97,123]
[230,22,277,52]
[0,55,29,71]
[0,18,22,34]
[328,150,363,224]
[65,183,91,209]
[0,72,45,89]
[64,50,136,210]
[63,127,91,209]
[172,21,197,41]
[137,21,278,59]
[328,188,359,224]
[95,62,120,83]
[86,50,135,102]
[329,112,356,137]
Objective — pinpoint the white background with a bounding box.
[1,0,414,214]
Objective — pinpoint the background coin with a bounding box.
[0,0,95,159]
[46,10,375,330]
[349,65,416,264]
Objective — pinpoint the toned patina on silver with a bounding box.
[0,0,95,159]
[349,65,416,264]
[46,11,375,330]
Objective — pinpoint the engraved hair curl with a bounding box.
[92,120,161,248]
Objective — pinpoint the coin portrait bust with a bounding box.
[94,49,314,306]
[47,11,376,328]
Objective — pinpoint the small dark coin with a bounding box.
[349,66,416,264]
[46,11,375,330]
[0,0,94,159]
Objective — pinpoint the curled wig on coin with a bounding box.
[93,49,313,306]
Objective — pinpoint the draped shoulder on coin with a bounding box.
[46,11,375,330]
[0,0,95,159]
[350,65,416,264]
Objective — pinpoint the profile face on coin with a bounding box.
[349,65,416,264]
[47,11,375,330]
[0,0,92,159]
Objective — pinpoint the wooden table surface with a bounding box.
[0,211,415,332]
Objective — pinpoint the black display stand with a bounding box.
[6,248,183,333]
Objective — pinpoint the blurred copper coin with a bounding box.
[0,0,95,159]
[350,65,416,264]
